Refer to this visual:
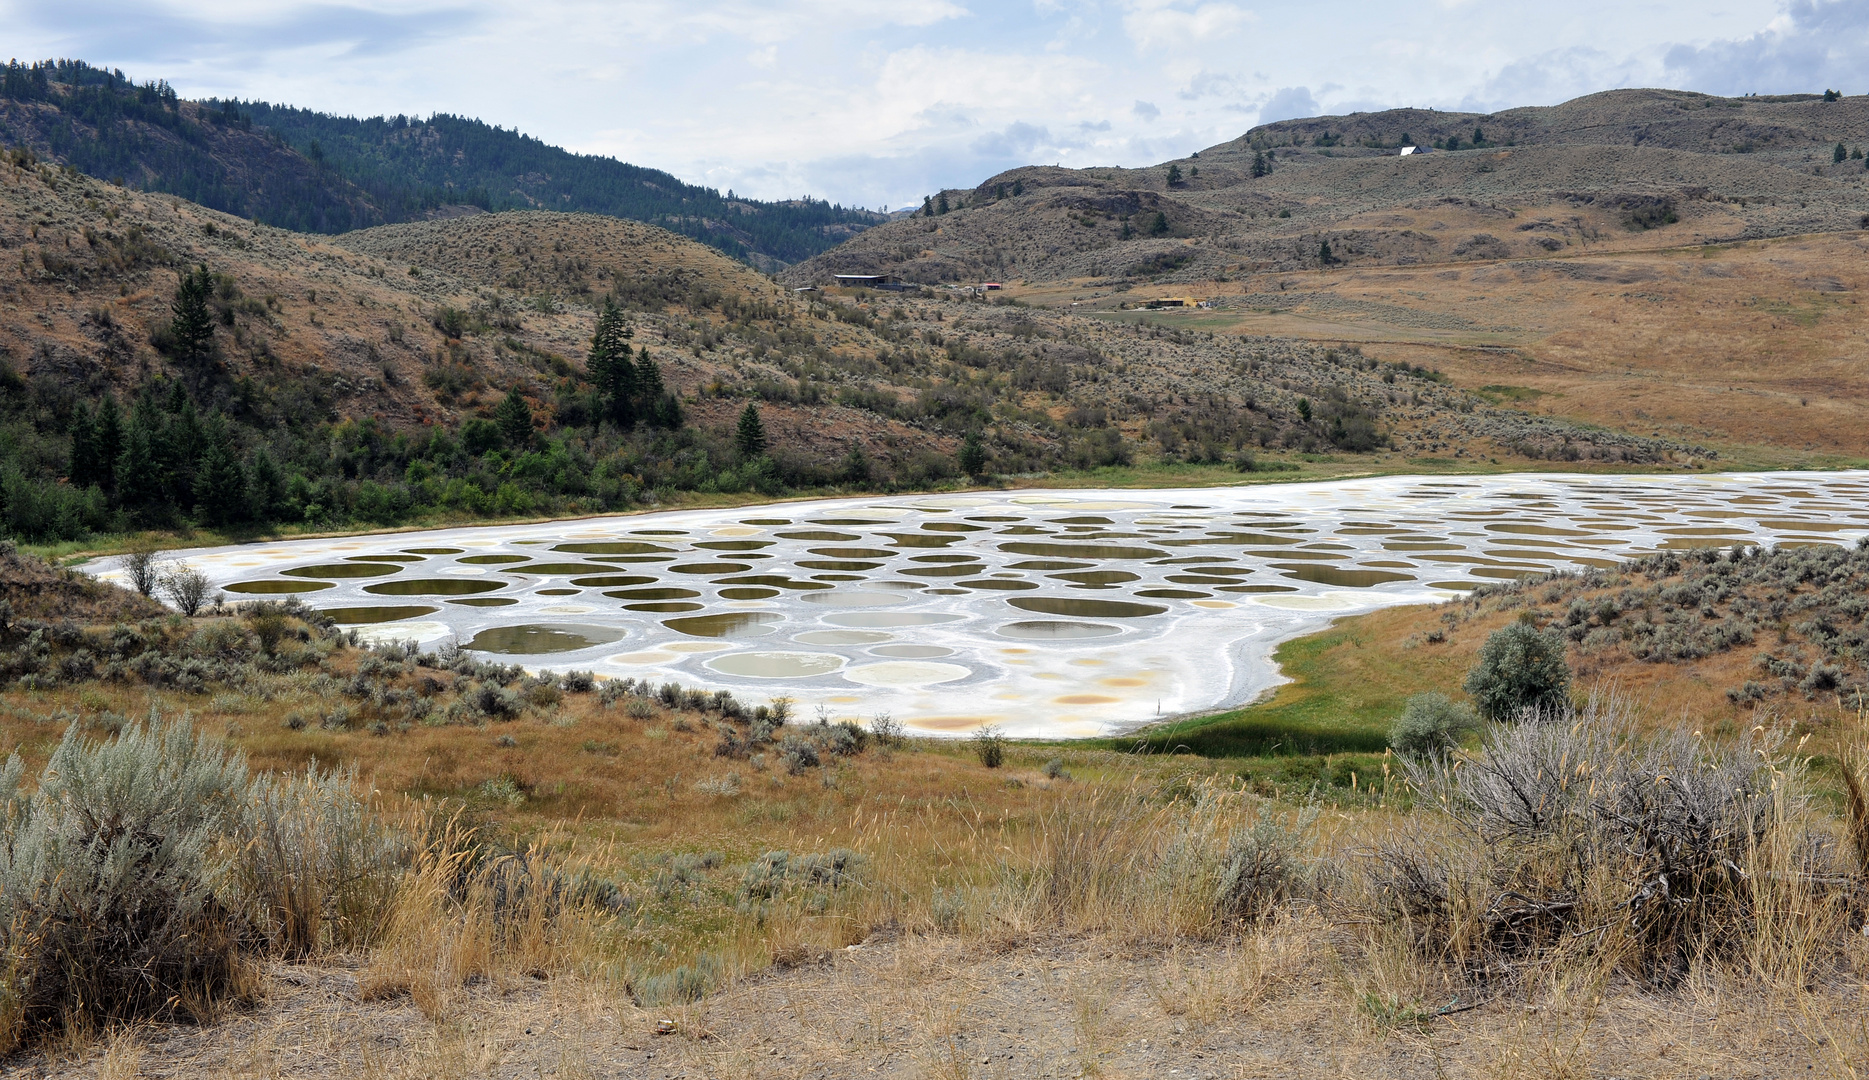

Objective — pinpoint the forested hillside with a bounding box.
[0,59,880,267]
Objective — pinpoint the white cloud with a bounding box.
[1662,0,1869,94]
[1258,86,1319,124]
[1121,0,1257,52]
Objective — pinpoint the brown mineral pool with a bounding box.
[999,542,1166,560]
[1218,584,1299,593]
[882,533,965,548]
[281,563,404,578]
[603,587,700,601]
[957,579,1040,591]
[403,547,463,555]
[537,588,580,596]
[779,530,863,542]
[720,587,780,600]
[1009,559,1092,571]
[809,547,896,559]
[670,561,754,575]
[663,612,785,638]
[1009,597,1167,618]
[1048,570,1140,587]
[321,605,439,624]
[716,574,833,591]
[225,580,333,594]
[365,578,506,596]
[569,574,657,588]
[902,564,978,577]
[1273,565,1415,587]
[448,597,519,607]
[695,540,775,551]
[459,554,532,564]
[796,560,883,572]
[1136,588,1210,599]
[465,624,627,654]
[346,554,425,563]
[501,562,617,575]
[552,541,677,555]
[996,620,1122,640]
[627,602,704,612]
[1429,580,1482,591]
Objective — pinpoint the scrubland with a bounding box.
[0,542,1866,1077]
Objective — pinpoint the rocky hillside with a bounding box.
[785,89,1869,286]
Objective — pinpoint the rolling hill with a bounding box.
[0,58,881,268]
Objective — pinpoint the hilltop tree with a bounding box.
[1251,151,1270,178]
[1166,163,1183,186]
[736,402,767,460]
[494,391,534,450]
[936,193,949,215]
[1835,142,1848,164]
[168,264,216,365]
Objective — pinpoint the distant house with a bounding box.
[1398,146,1424,156]
[833,274,905,290]
[981,282,1003,290]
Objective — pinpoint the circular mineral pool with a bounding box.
[320,605,439,624]
[1008,596,1167,619]
[464,624,627,654]
[225,580,333,594]
[799,590,909,607]
[995,621,1122,641]
[662,612,784,638]
[705,652,848,679]
[281,563,404,579]
[366,578,506,596]
[871,644,955,658]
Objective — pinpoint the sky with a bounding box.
[6,0,1868,210]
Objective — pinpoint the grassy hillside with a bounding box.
[0,59,881,267]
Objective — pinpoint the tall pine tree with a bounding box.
[736,402,767,460]
[586,299,639,425]
[94,394,123,492]
[169,265,216,365]
[67,402,101,488]
[194,413,248,527]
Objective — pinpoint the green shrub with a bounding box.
[1389,692,1480,759]
[1463,620,1571,722]
[0,717,249,1046]
[972,724,1007,768]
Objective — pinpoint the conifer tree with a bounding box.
[586,299,638,424]
[95,395,123,491]
[67,402,100,488]
[168,265,216,365]
[1835,142,1848,164]
[494,391,534,450]
[736,402,767,460]
[247,446,286,521]
[958,431,988,478]
[194,414,247,527]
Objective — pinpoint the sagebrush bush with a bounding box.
[1388,692,1480,759]
[1463,619,1571,722]
[0,716,404,1049]
[1392,693,1828,984]
[0,717,250,1046]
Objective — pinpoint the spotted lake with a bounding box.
[95,472,1869,738]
